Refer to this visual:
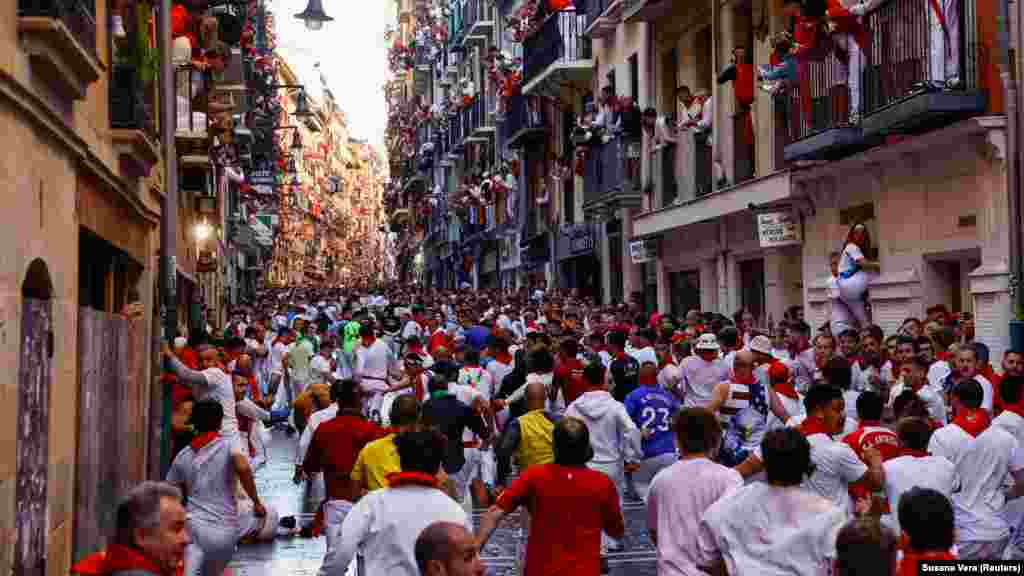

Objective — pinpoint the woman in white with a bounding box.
[836,223,878,330]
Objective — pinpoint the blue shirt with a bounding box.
[624,385,681,459]
[466,325,491,353]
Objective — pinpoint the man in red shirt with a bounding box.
[842,391,900,514]
[303,379,386,576]
[554,338,587,405]
[476,417,624,576]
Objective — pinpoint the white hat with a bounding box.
[749,335,773,356]
[695,333,720,351]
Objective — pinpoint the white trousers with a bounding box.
[184,520,239,576]
[631,453,677,503]
[587,460,624,551]
[833,33,863,115]
[453,447,496,507]
[929,0,961,83]
[838,271,870,327]
[319,500,357,576]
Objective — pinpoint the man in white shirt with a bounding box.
[355,324,399,423]
[889,355,947,425]
[881,416,956,535]
[698,428,848,575]
[401,305,426,344]
[942,345,994,413]
[163,343,241,451]
[166,400,265,576]
[679,334,728,407]
[628,329,659,367]
[330,429,470,575]
[929,379,1021,559]
[309,341,335,386]
[269,328,293,407]
[737,385,884,514]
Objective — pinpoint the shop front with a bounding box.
[479,249,498,289]
[558,223,601,304]
[520,231,551,290]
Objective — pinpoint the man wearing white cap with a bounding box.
[678,334,729,408]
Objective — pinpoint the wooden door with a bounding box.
[15,298,52,576]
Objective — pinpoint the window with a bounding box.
[669,270,700,317]
[629,53,639,100]
[739,258,766,324]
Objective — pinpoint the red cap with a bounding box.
[768,361,790,383]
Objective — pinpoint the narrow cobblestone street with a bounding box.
[229,430,657,575]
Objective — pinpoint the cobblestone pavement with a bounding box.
[230,430,657,575]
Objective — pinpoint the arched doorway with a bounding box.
[17,258,53,576]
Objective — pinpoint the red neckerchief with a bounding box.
[71,544,177,576]
[1004,403,1024,419]
[382,427,402,435]
[494,352,513,365]
[935,352,950,362]
[900,448,930,458]
[953,408,992,437]
[799,416,832,437]
[774,381,800,400]
[639,373,657,386]
[733,372,756,386]
[898,550,956,576]
[386,471,439,489]
[659,357,674,370]
[615,351,626,361]
[190,431,219,451]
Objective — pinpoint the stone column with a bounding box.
[700,257,718,312]
[656,255,669,313]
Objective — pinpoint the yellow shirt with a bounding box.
[352,433,401,491]
[517,409,556,470]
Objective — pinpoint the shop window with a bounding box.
[739,258,766,324]
[669,269,700,317]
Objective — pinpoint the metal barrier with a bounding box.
[523,10,591,86]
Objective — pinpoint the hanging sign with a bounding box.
[756,211,802,248]
[629,238,658,264]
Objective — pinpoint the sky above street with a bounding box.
[268,0,393,151]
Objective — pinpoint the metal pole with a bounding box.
[157,0,178,476]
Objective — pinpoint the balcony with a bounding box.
[109,64,159,178]
[17,0,102,101]
[584,0,622,38]
[784,0,987,161]
[502,93,546,148]
[581,136,642,215]
[782,50,868,162]
[468,92,496,141]
[522,10,593,99]
[448,110,464,155]
[463,0,495,47]
[621,0,671,23]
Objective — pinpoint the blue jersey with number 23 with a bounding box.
[624,385,681,459]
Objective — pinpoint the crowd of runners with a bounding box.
[73,283,1024,576]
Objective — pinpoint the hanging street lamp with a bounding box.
[295,0,333,30]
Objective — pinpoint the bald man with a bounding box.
[162,343,241,451]
[415,522,485,576]
[707,349,772,467]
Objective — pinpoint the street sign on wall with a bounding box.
[756,211,802,248]
[629,238,658,264]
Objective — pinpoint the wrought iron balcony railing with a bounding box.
[463,0,494,33]
[522,10,591,87]
[18,0,97,58]
[583,136,625,205]
[502,93,544,141]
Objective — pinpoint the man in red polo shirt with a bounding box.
[554,338,587,406]
[303,379,386,576]
[476,417,624,576]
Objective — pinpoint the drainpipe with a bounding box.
[1003,0,1024,349]
[156,0,178,477]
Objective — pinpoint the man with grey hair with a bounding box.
[415,522,485,576]
[71,482,190,576]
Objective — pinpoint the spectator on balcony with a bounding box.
[928,0,961,89]
[593,85,620,140]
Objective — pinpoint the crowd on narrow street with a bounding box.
[74,279,1024,576]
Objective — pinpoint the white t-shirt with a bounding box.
[458,366,495,401]
[487,359,515,393]
[310,355,332,384]
[195,367,239,441]
[755,429,866,514]
[976,373,995,412]
[629,347,659,367]
[356,340,396,393]
[270,341,289,376]
[680,356,728,408]
[167,436,241,528]
[785,414,858,439]
[450,382,485,443]
[839,243,864,276]
[929,360,953,390]
[881,454,957,534]
[929,422,1019,542]
[698,482,847,576]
